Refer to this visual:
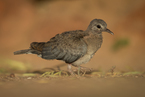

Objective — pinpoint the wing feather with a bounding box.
[42,30,88,63]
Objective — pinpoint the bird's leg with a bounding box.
[77,65,81,76]
[67,64,75,75]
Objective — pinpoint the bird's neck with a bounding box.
[82,32,103,55]
[85,29,102,37]
[83,31,103,45]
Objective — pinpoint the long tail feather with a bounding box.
[14,49,31,55]
[14,42,45,56]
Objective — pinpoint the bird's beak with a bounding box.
[105,28,114,35]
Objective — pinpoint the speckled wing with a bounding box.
[42,30,88,63]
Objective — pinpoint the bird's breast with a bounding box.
[72,34,103,66]
[84,34,103,55]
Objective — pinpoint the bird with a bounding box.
[14,19,114,75]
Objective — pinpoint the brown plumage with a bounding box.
[14,19,114,75]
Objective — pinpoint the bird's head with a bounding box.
[87,19,114,35]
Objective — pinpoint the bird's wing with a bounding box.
[30,42,46,52]
[42,30,88,63]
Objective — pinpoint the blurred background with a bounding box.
[0,0,145,73]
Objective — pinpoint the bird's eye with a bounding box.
[97,25,101,28]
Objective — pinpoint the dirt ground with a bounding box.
[0,72,145,97]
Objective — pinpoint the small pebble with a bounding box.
[27,77,32,79]
[10,73,15,78]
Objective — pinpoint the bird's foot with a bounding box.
[67,64,76,76]
[73,66,93,76]
[67,64,93,77]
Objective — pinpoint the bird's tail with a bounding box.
[14,42,45,55]
[14,49,32,55]
[14,49,42,55]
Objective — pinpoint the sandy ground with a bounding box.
[0,73,145,97]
